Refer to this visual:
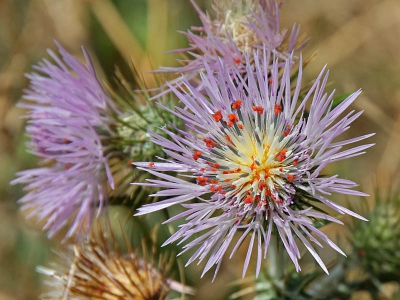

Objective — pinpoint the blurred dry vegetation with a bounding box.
[1,0,400,299]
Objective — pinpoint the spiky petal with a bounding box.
[134,51,373,278]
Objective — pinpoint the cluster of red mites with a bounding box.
[212,110,223,122]
[202,161,220,172]
[252,106,264,115]
[287,174,295,182]
[196,176,208,185]
[227,114,239,127]
[284,124,291,137]
[232,99,242,109]
[211,100,246,129]
[276,149,287,162]
[203,138,215,148]
[196,176,226,194]
[244,194,254,204]
[193,151,202,160]
[222,168,241,175]
[274,104,282,114]
[258,181,267,190]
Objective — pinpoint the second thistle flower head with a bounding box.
[12,43,115,239]
[135,52,374,278]
[210,0,301,55]
[158,0,306,84]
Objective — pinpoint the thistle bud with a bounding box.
[105,70,185,208]
[352,194,400,282]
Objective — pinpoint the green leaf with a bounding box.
[331,93,352,110]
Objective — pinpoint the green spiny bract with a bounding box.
[352,194,400,282]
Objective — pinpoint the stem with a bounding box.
[307,260,349,299]
[268,233,285,283]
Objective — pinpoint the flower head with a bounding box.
[135,52,374,278]
[11,43,115,239]
[158,0,306,85]
[37,231,195,299]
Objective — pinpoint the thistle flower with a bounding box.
[37,231,195,299]
[134,52,374,278]
[157,0,306,86]
[11,43,115,239]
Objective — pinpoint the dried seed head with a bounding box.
[37,233,194,299]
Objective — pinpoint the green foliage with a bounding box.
[331,93,352,110]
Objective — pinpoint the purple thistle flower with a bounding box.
[134,51,374,279]
[157,0,307,88]
[11,43,115,239]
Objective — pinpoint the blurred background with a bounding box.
[1,0,400,299]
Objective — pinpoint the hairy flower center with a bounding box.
[210,1,262,64]
[195,100,299,209]
[221,20,260,55]
[219,139,292,207]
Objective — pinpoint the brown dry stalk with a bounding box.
[87,0,155,87]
